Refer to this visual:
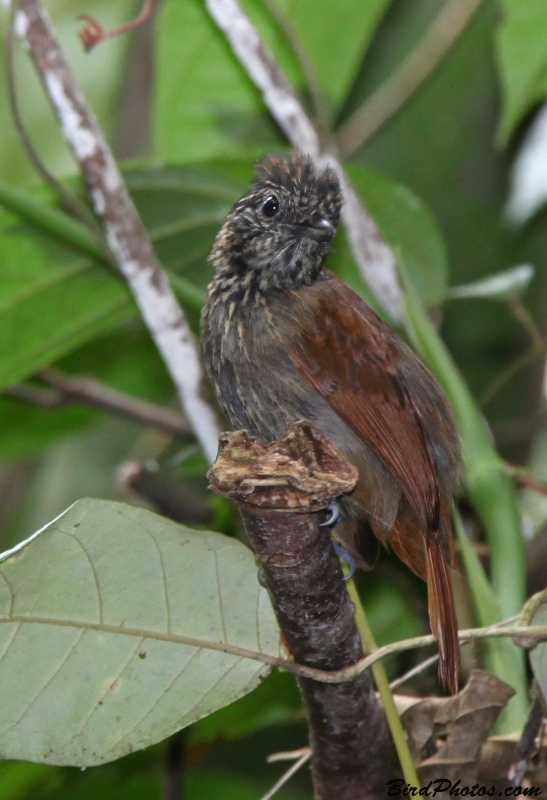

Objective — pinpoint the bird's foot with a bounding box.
[320,499,342,528]
[332,541,356,580]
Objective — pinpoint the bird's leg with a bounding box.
[332,542,357,580]
[320,500,356,579]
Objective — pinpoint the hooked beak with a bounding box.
[288,218,336,242]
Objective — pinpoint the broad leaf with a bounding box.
[0,213,134,391]
[0,163,246,393]
[0,324,178,460]
[446,264,534,301]
[337,165,448,306]
[496,0,547,144]
[254,0,391,114]
[0,499,279,767]
[155,0,390,161]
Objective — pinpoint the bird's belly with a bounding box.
[213,333,401,532]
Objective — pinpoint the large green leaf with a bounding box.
[335,165,448,307]
[0,499,279,767]
[242,0,391,116]
[155,0,390,161]
[0,214,134,391]
[496,0,547,144]
[0,163,247,393]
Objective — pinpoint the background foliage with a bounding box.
[1,0,547,796]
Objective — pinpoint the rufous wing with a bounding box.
[285,273,460,693]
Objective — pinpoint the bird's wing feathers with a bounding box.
[285,275,460,693]
[285,275,439,531]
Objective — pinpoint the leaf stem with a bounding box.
[336,0,485,157]
[347,578,420,788]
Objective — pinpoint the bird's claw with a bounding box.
[320,499,342,528]
[332,542,356,580]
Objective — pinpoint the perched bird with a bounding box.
[201,151,462,693]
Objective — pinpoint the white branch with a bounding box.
[14,0,221,463]
[205,0,404,322]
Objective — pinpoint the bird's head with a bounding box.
[210,151,342,291]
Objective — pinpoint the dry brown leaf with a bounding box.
[395,670,515,792]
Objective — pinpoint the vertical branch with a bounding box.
[11,0,221,463]
[209,422,399,799]
[204,0,404,323]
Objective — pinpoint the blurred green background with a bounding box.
[1,0,547,796]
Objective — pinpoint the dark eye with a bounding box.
[262,195,279,217]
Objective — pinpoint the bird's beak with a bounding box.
[288,219,336,242]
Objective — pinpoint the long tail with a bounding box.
[425,526,460,694]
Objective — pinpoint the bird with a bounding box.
[201,150,462,693]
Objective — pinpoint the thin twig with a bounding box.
[389,654,439,690]
[267,747,311,763]
[388,613,520,690]
[337,0,485,158]
[261,0,329,134]
[480,296,545,407]
[6,2,101,233]
[260,750,311,800]
[12,0,221,463]
[0,612,544,686]
[508,691,546,785]
[346,577,420,787]
[505,462,547,498]
[4,383,65,408]
[5,367,192,438]
[509,296,544,350]
[204,0,404,323]
[479,340,545,408]
[78,0,156,52]
[163,731,185,800]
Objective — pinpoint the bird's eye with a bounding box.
[262,195,279,218]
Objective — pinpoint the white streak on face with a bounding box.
[44,71,98,161]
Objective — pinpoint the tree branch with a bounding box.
[336,0,485,158]
[204,0,404,323]
[121,462,212,526]
[208,421,399,798]
[5,367,192,438]
[11,0,221,463]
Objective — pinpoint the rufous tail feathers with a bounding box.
[425,527,460,694]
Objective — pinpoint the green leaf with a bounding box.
[155,0,280,162]
[155,0,390,161]
[0,326,176,460]
[0,214,134,391]
[496,0,547,144]
[343,165,448,306]
[125,160,250,290]
[447,264,535,301]
[261,0,390,114]
[0,499,279,767]
[0,162,246,393]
